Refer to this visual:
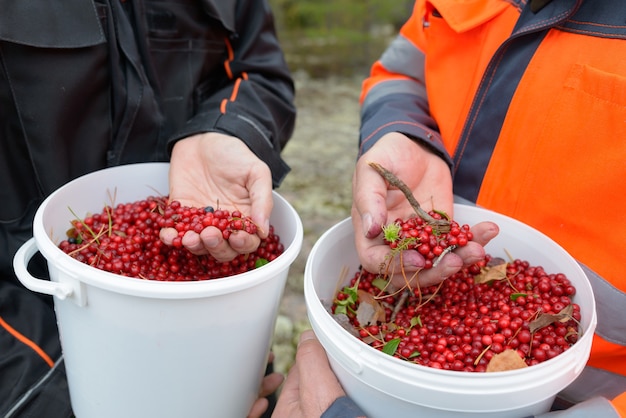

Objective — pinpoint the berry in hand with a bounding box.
[383,211,473,269]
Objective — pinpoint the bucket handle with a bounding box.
[13,238,74,301]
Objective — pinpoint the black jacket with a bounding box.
[0,0,296,279]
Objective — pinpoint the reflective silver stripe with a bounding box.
[556,366,626,409]
[579,262,626,345]
[379,35,426,80]
[537,395,619,417]
[361,35,427,112]
[4,356,65,417]
[361,79,427,116]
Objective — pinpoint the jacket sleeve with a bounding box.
[321,396,367,418]
[319,396,623,418]
[168,0,296,188]
[534,397,620,418]
[613,392,626,416]
[359,8,451,168]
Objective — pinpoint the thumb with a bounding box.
[352,165,388,240]
[245,162,273,239]
[295,330,345,397]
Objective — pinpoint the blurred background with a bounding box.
[266,0,413,375]
[271,0,412,78]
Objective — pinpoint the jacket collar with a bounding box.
[427,0,514,33]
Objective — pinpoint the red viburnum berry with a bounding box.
[59,196,282,282]
[382,211,473,269]
[333,253,580,372]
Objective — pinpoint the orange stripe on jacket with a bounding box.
[224,37,235,80]
[0,314,54,368]
[219,74,248,115]
[220,37,249,114]
[612,391,626,417]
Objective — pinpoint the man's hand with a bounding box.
[352,133,498,288]
[272,330,347,418]
[161,132,273,261]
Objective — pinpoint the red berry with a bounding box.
[58,196,283,282]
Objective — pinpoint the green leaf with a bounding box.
[382,338,401,356]
[343,285,359,305]
[510,293,526,301]
[334,305,347,315]
[410,316,422,328]
[372,277,388,291]
[255,258,269,268]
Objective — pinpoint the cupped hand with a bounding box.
[272,330,347,418]
[161,132,273,261]
[351,132,499,288]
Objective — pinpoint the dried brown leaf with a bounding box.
[356,290,386,325]
[529,305,574,333]
[486,349,528,372]
[474,263,507,284]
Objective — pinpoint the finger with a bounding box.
[180,230,207,255]
[352,163,389,239]
[248,353,283,418]
[159,227,178,246]
[295,331,345,402]
[468,221,500,246]
[258,372,284,398]
[227,230,262,254]
[247,398,269,418]
[271,363,301,417]
[198,227,238,261]
[357,245,426,281]
[411,251,465,288]
[247,166,273,240]
[353,238,389,274]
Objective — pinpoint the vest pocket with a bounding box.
[564,63,626,107]
[0,1,105,48]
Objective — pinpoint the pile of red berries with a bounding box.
[332,255,581,372]
[58,196,284,281]
[383,212,473,269]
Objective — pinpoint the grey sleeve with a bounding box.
[535,397,619,418]
[321,396,367,418]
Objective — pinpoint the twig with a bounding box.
[390,289,410,322]
[368,161,450,232]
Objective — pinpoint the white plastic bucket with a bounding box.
[13,162,303,418]
[305,204,597,418]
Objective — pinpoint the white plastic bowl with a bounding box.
[14,162,303,418]
[305,204,596,418]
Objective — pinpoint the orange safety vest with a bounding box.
[360,0,626,413]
